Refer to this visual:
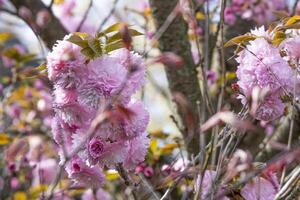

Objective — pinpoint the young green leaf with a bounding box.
[224,35,257,47]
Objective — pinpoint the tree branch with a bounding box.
[10,0,68,49]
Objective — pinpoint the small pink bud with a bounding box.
[18,6,33,21]
[135,164,145,173]
[10,177,19,189]
[155,52,184,69]
[8,163,16,172]
[231,83,239,92]
[0,84,3,94]
[161,164,171,175]
[34,79,44,90]
[36,9,50,28]
[143,166,154,177]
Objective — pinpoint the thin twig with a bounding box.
[48,0,54,9]
[97,0,120,32]
[0,8,46,61]
[76,0,93,32]
[279,62,298,188]
[292,0,299,16]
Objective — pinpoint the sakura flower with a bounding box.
[254,92,285,121]
[54,102,93,128]
[10,177,19,190]
[48,31,149,186]
[110,49,146,103]
[32,158,58,186]
[241,175,279,200]
[98,101,149,140]
[206,70,217,85]
[250,26,273,39]
[143,166,154,177]
[47,36,87,88]
[74,135,128,167]
[236,37,293,121]
[225,0,286,25]
[224,7,237,26]
[81,188,112,200]
[123,132,150,170]
[53,86,78,105]
[281,36,300,60]
[66,156,105,188]
[196,170,229,200]
[51,115,73,146]
[77,56,127,108]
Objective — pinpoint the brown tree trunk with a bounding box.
[149,0,202,156]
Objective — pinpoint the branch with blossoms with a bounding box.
[1,0,300,199]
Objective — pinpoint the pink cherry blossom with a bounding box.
[66,156,105,188]
[123,132,150,170]
[97,101,149,140]
[281,36,300,60]
[236,37,293,121]
[47,35,87,88]
[81,188,112,200]
[47,33,149,186]
[196,170,229,200]
[241,176,279,200]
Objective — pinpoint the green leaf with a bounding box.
[285,15,300,26]
[21,63,47,79]
[67,34,89,48]
[36,63,47,71]
[3,48,20,60]
[224,35,257,47]
[160,143,178,154]
[0,32,13,43]
[272,31,286,46]
[105,40,124,53]
[226,72,237,80]
[101,22,125,35]
[29,184,48,200]
[0,133,10,145]
[80,47,95,59]
[87,38,102,57]
[105,170,120,181]
[13,192,27,200]
[277,23,300,31]
[107,29,143,44]
[150,139,158,153]
[19,53,36,63]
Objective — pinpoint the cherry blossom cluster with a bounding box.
[225,0,286,25]
[47,34,150,188]
[196,148,279,200]
[235,26,300,121]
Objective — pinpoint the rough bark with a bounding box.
[10,0,67,49]
[149,0,202,156]
[224,18,255,69]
